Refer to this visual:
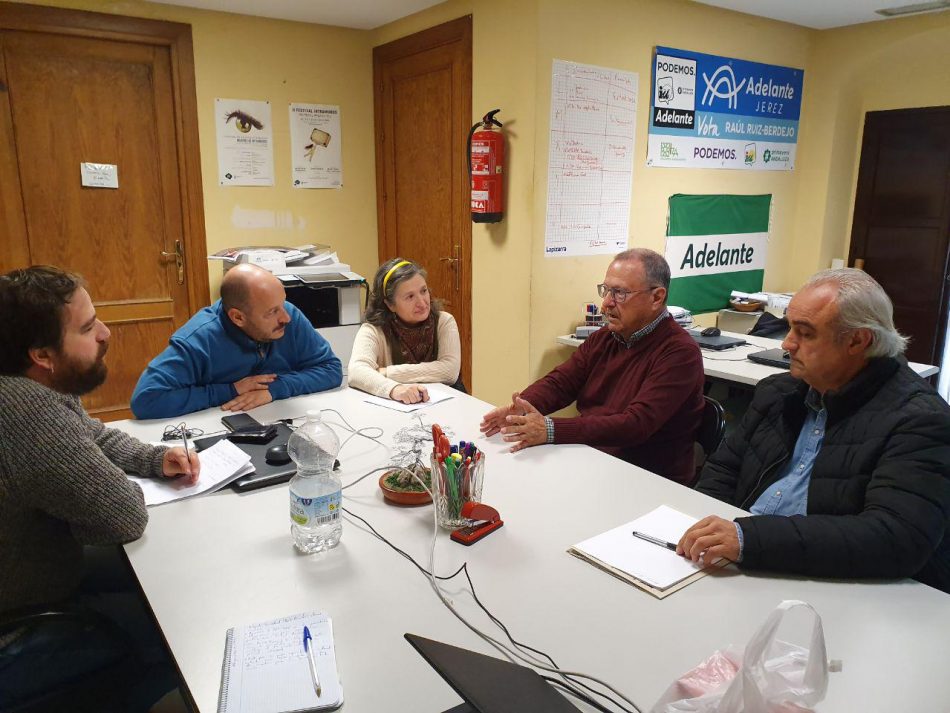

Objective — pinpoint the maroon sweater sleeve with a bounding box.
[550,327,703,448]
[519,337,593,415]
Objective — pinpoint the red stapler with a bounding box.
[451,502,504,546]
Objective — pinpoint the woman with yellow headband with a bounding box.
[348,258,461,403]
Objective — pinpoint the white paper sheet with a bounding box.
[544,60,638,257]
[362,385,455,413]
[129,439,253,507]
[572,505,705,590]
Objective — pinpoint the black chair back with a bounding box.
[691,396,726,487]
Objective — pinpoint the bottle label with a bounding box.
[290,490,341,526]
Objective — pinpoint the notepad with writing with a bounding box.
[569,505,726,599]
[218,611,343,713]
[132,439,253,506]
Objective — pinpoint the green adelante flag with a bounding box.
[665,194,772,314]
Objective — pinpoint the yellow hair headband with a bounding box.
[382,260,411,294]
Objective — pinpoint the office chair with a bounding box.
[691,396,726,487]
[0,604,140,713]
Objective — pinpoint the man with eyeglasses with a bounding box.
[480,248,705,484]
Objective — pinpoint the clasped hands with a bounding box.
[390,384,429,404]
[223,374,275,412]
[479,392,547,453]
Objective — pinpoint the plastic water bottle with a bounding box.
[288,410,342,554]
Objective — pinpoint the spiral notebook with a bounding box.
[218,611,343,713]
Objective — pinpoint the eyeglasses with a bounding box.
[596,284,657,304]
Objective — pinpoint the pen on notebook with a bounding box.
[303,625,322,697]
[632,531,677,550]
[179,421,194,480]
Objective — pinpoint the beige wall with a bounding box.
[12,0,380,298]
[376,1,950,404]
[375,0,813,403]
[17,0,950,405]
[791,11,950,286]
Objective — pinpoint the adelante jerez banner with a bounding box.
[647,47,804,171]
[666,194,772,314]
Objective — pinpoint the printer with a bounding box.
[281,272,364,328]
[211,245,365,329]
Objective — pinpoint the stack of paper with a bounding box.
[129,439,254,507]
[569,505,724,598]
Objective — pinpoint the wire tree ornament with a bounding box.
[387,416,455,489]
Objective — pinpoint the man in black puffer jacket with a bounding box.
[678,269,950,592]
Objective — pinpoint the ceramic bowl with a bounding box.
[378,473,432,506]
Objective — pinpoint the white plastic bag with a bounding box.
[652,600,829,713]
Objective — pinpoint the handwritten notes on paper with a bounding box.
[545,60,639,258]
[219,611,343,713]
[129,439,253,507]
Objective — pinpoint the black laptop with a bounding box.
[193,423,296,492]
[747,348,792,369]
[687,329,747,351]
[405,634,581,713]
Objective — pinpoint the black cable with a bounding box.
[342,504,638,713]
[343,507,465,582]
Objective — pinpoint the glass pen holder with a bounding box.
[431,453,485,530]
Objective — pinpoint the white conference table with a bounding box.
[556,330,940,387]
[116,386,950,713]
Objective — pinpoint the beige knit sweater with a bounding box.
[347,311,461,398]
[0,375,165,614]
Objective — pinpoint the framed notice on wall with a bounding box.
[647,47,803,171]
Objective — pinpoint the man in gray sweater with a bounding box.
[0,265,200,707]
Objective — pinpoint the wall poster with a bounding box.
[647,47,803,171]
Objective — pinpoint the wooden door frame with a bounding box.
[849,106,950,366]
[372,16,473,389]
[0,1,209,310]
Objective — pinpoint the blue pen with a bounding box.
[303,626,322,697]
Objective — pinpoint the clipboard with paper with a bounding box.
[568,505,728,599]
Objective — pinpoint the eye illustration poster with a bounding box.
[215,98,275,186]
[289,103,343,189]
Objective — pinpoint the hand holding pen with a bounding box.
[161,422,200,485]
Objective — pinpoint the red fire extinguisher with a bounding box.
[468,109,504,223]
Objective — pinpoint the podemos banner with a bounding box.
[666,194,772,313]
[647,47,803,170]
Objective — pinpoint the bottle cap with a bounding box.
[305,409,322,421]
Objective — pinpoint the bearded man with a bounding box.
[0,265,199,614]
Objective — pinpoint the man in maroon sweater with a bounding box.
[480,248,705,484]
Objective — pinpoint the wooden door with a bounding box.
[373,17,473,390]
[0,3,208,420]
[849,107,950,366]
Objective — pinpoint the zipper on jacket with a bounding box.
[739,454,788,510]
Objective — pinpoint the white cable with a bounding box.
[408,468,643,713]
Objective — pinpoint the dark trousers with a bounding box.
[0,546,180,712]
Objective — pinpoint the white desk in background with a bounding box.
[115,386,950,713]
[556,330,940,387]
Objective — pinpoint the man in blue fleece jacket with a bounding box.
[131,264,342,419]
